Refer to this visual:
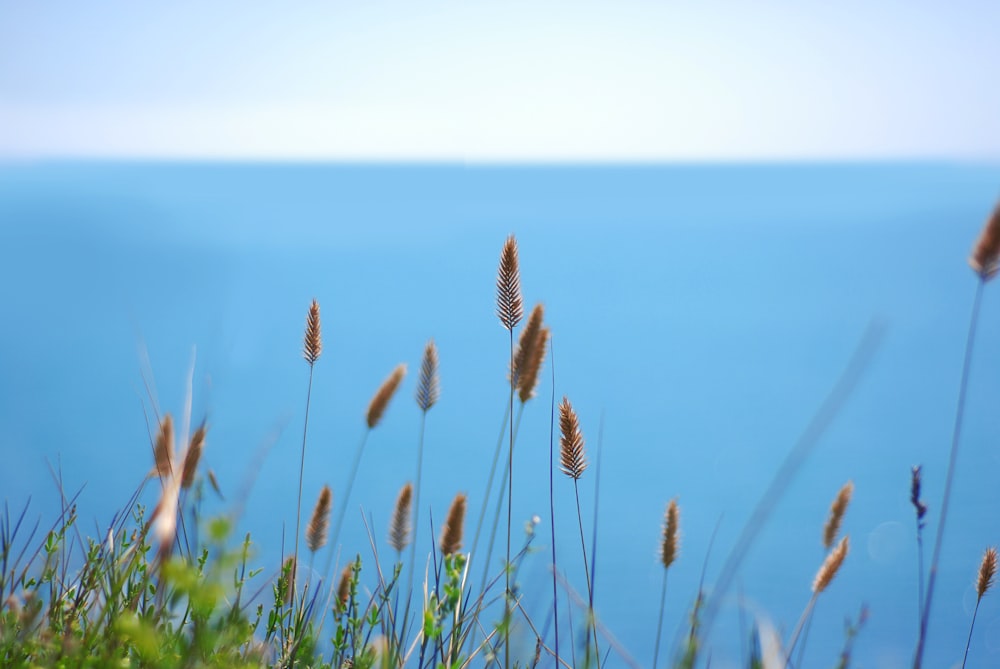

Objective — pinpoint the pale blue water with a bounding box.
[2,162,1000,668]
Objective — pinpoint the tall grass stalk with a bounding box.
[913,279,984,668]
[294,299,322,610]
[962,547,997,668]
[495,235,523,669]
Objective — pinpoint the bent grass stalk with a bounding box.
[652,499,679,669]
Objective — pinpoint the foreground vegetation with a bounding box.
[3,204,1000,668]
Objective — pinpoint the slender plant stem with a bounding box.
[406,410,428,608]
[915,520,925,639]
[327,430,370,580]
[652,571,669,669]
[482,405,525,595]
[293,364,315,610]
[548,338,560,666]
[573,480,598,667]
[474,402,516,594]
[505,327,514,669]
[786,592,819,665]
[962,597,983,669]
[914,279,984,669]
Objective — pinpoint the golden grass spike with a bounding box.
[281,556,297,605]
[977,547,998,599]
[180,422,207,489]
[822,480,854,549]
[558,397,587,480]
[519,326,549,403]
[306,485,333,553]
[970,202,1000,279]
[813,535,849,594]
[660,499,680,569]
[512,304,544,380]
[336,563,352,613]
[303,299,322,365]
[416,340,440,412]
[439,493,468,556]
[152,413,175,479]
[389,482,413,552]
[496,235,524,332]
[366,364,407,429]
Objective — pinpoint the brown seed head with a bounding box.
[416,340,440,412]
[180,423,207,489]
[389,482,413,552]
[306,485,333,553]
[496,235,524,331]
[336,563,352,613]
[439,493,467,556]
[660,499,680,569]
[813,535,849,594]
[823,481,853,549]
[970,203,1000,280]
[558,397,587,480]
[281,556,297,605]
[512,304,543,381]
[303,299,322,365]
[207,469,223,498]
[367,364,407,429]
[152,414,175,479]
[977,547,998,599]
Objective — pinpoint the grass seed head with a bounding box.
[416,340,440,412]
[823,480,853,549]
[306,485,332,553]
[440,493,467,556]
[977,547,998,599]
[303,299,322,365]
[496,235,524,331]
[558,397,587,480]
[813,535,850,594]
[367,364,407,429]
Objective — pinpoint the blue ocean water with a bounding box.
[2,161,1000,668]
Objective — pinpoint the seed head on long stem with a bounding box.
[496,235,523,332]
[558,397,587,480]
[152,414,175,480]
[440,493,467,556]
[661,499,680,569]
[969,202,1000,280]
[512,304,543,384]
[813,535,849,594]
[389,482,413,552]
[416,340,439,412]
[367,364,407,429]
[977,547,998,600]
[306,485,332,553]
[181,422,207,489]
[303,299,322,365]
[823,481,853,549]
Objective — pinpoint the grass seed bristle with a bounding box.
[496,235,524,332]
[152,414,175,479]
[306,485,332,553]
[367,364,407,429]
[303,299,322,365]
[660,499,680,569]
[336,564,352,613]
[389,482,413,552]
[813,535,849,594]
[969,202,1000,279]
[977,547,998,599]
[823,480,854,549]
[180,422,206,489]
[416,340,440,412]
[440,493,467,556]
[558,397,587,480]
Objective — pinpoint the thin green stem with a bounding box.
[406,410,428,609]
[505,327,514,669]
[573,479,598,667]
[548,337,560,667]
[786,592,819,665]
[914,279,984,669]
[962,597,983,669]
[327,430,370,581]
[293,364,315,611]
[652,570,668,669]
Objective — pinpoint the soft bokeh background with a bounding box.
[3,2,1000,668]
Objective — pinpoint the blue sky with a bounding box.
[2,1,1000,160]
